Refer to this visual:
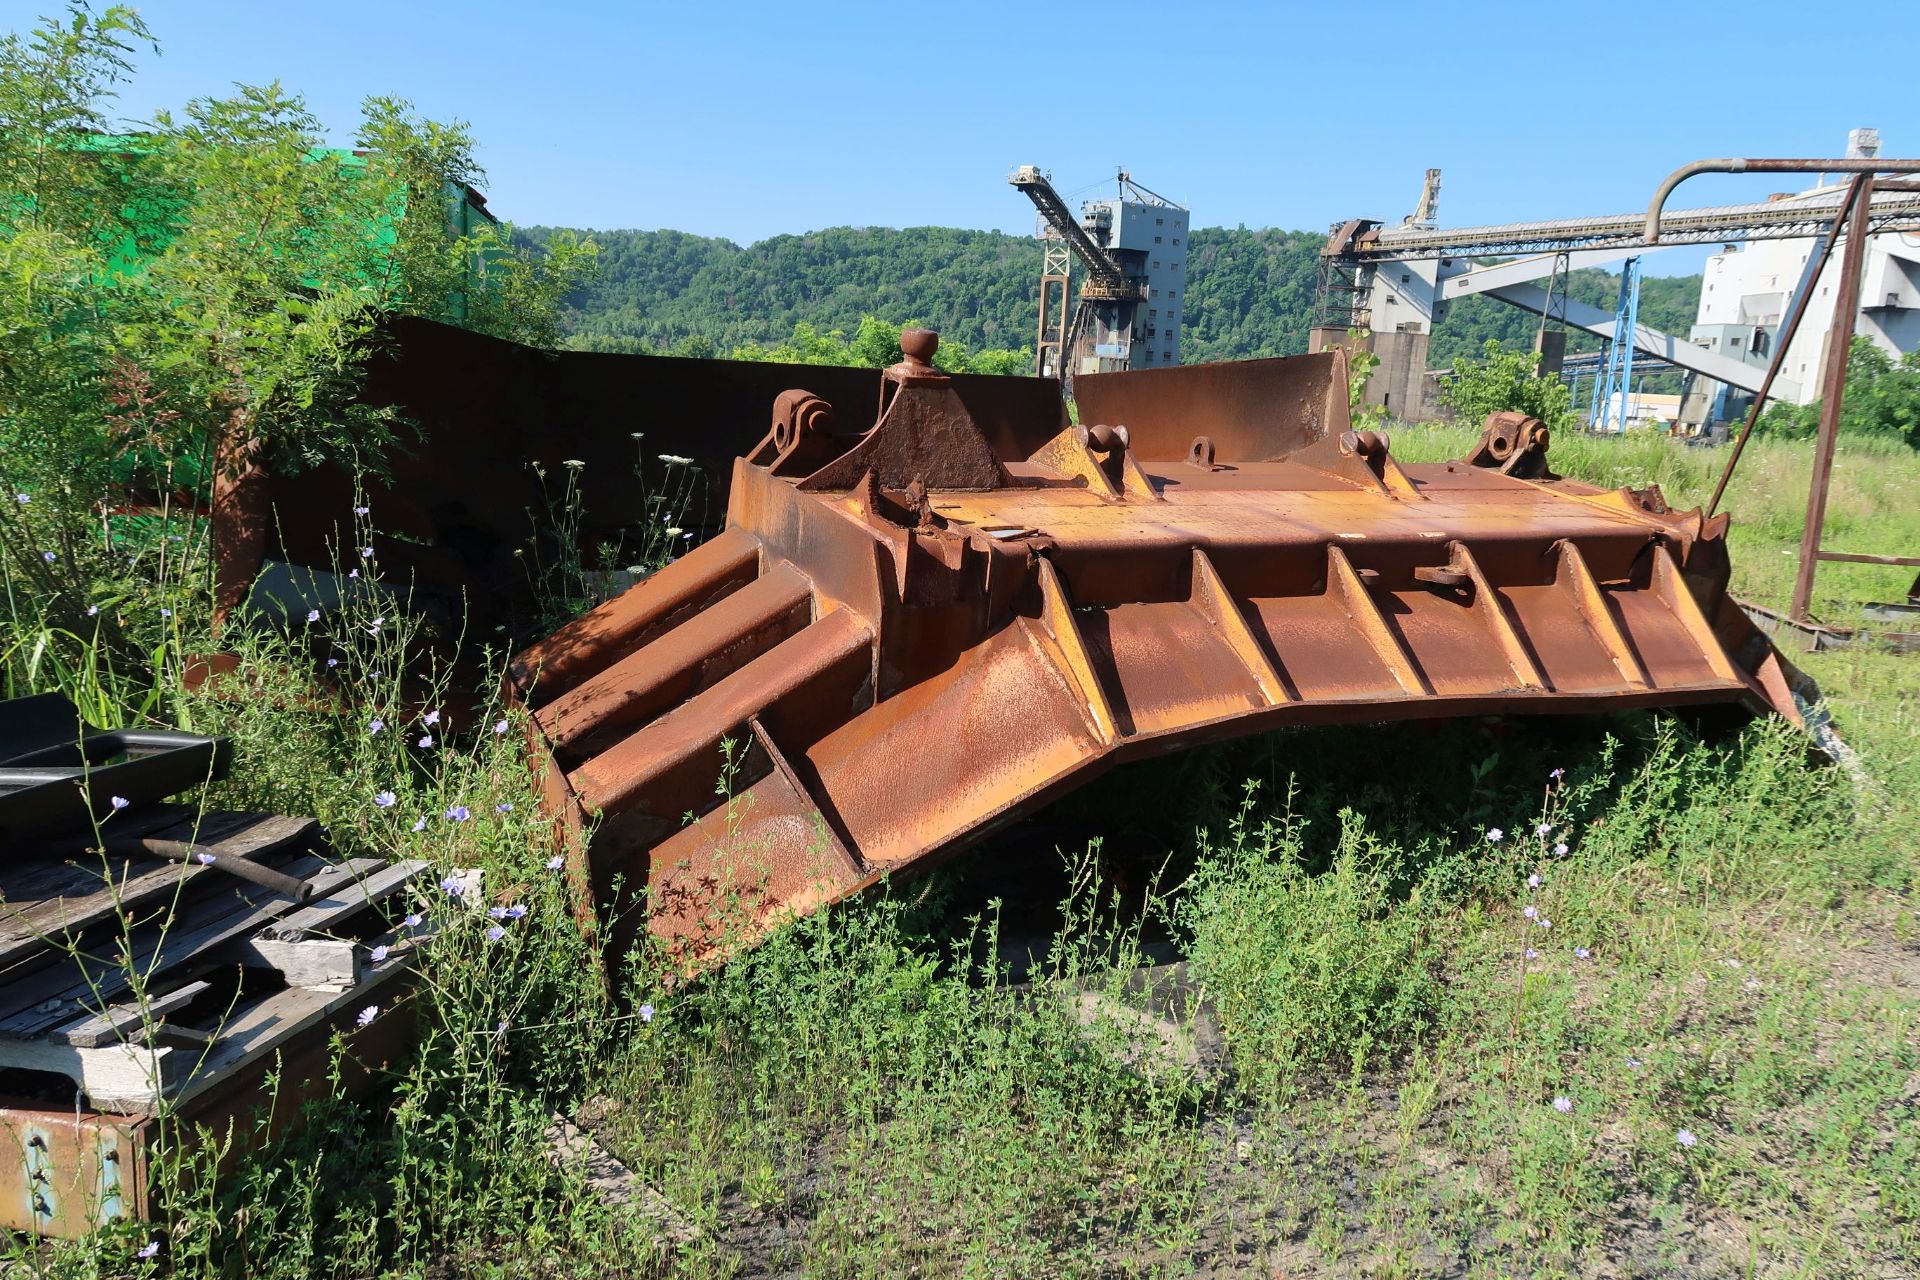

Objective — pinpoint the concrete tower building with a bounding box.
[1077,188,1189,368]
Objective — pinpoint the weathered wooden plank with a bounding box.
[0,1035,181,1104]
[0,812,320,966]
[51,979,213,1048]
[206,857,414,987]
[0,854,355,1036]
[140,954,420,1117]
[1,952,416,1114]
[231,937,359,988]
[260,860,421,939]
[4,877,442,1114]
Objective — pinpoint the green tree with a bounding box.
[1437,340,1576,430]
[527,223,1701,383]
[729,313,1029,374]
[1757,337,1920,448]
[0,4,594,645]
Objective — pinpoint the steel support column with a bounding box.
[1791,177,1876,622]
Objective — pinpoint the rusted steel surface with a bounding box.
[232,316,1063,637]
[1076,351,1348,463]
[511,331,1811,969]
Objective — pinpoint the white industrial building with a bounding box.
[1689,129,1920,420]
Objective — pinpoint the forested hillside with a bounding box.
[521,223,1701,371]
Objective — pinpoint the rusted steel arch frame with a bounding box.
[510,333,1813,974]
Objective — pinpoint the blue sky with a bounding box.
[75,0,1919,275]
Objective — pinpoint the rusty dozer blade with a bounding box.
[511,329,1814,971]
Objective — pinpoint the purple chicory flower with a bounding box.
[404,913,423,928]
[423,709,440,726]
[1522,905,1538,920]
[375,790,397,809]
[353,505,369,516]
[1676,1129,1697,1148]
[368,718,384,735]
[359,546,374,559]
[1536,822,1552,838]
[86,604,98,616]
[445,805,469,822]
[13,493,28,504]
[110,795,130,810]
[496,802,513,813]
[347,569,359,579]
[1574,946,1591,959]
[506,903,527,919]
[194,851,215,865]
[1626,1056,1643,1069]
[639,1003,655,1023]
[1527,873,1542,889]
[417,733,434,749]
[411,816,427,832]
[1525,947,1539,959]
[1486,827,1504,843]
[159,608,171,618]
[1552,1096,1573,1113]
[41,550,55,562]
[1554,841,1569,857]
[545,855,565,871]
[488,905,508,919]
[370,944,390,963]
[136,1240,160,1259]
[439,875,466,897]
[487,925,506,942]
[1535,917,1552,930]
[306,608,321,623]
[356,1005,378,1028]
[493,719,509,735]
[368,616,384,636]
[1549,767,1565,780]
[326,657,340,668]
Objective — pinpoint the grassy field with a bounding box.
[7,430,1918,1279]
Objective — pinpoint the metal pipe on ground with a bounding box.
[103,834,316,900]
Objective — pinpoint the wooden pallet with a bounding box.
[0,809,432,1117]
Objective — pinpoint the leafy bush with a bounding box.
[1438,339,1577,431]
[1757,336,1920,447]
[1177,786,1441,1092]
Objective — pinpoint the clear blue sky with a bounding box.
[72,0,1920,275]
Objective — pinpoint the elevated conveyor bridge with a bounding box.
[1319,178,1920,416]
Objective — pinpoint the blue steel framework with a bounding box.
[1590,257,1642,432]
